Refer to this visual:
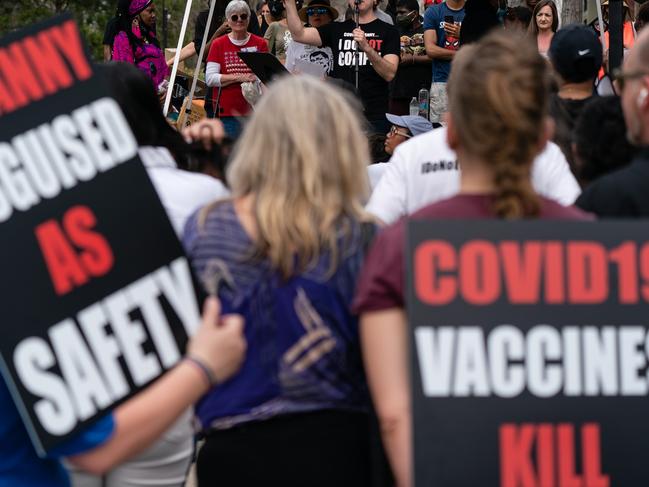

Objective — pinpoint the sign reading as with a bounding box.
[407,220,649,487]
[0,15,200,456]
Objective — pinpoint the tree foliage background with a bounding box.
[0,0,207,61]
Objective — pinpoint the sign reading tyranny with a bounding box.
[407,220,649,486]
[0,16,200,455]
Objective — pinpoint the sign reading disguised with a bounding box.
[0,16,200,456]
[407,220,649,486]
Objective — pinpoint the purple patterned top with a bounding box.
[183,201,372,431]
[112,30,168,89]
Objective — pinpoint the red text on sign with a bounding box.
[0,20,91,116]
[500,423,609,487]
[414,240,649,305]
[35,205,114,295]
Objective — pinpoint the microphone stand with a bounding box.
[354,0,360,92]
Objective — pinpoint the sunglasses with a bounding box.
[307,7,329,15]
[388,126,411,138]
[230,13,249,22]
[613,68,649,93]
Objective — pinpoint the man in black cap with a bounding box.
[548,24,603,172]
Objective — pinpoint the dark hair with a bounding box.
[506,6,532,26]
[99,62,188,164]
[449,31,549,218]
[396,0,419,12]
[100,62,230,177]
[268,0,285,20]
[368,134,389,163]
[116,4,161,50]
[459,0,500,45]
[574,96,636,185]
[116,0,131,16]
[636,2,649,32]
[528,0,559,34]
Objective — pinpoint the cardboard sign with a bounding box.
[0,16,201,456]
[407,220,649,487]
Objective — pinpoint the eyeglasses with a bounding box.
[307,7,329,15]
[388,126,411,138]
[613,68,649,93]
[230,13,249,22]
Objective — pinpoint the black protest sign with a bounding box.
[0,15,201,456]
[407,220,649,487]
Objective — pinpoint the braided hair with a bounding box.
[447,31,550,218]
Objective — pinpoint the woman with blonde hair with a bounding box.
[353,30,592,487]
[528,0,559,56]
[183,75,375,486]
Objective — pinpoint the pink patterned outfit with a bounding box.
[112,28,168,89]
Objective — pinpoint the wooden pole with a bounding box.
[178,0,217,128]
[164,0,194,116]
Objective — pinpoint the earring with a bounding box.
[132,17,142,37]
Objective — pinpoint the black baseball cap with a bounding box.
[549,24,603,83]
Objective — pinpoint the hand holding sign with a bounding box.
[68,296,246,475]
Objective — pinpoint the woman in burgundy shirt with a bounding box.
[353,31,592,487]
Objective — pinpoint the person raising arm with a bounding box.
[287,0,397,81]
[286,0,400,134]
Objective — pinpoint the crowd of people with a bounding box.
[3,0,649,485]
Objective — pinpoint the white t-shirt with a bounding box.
[285,40,334,75]
[368,163,388,191]
[139,146,230,236]
[366,127,581,224]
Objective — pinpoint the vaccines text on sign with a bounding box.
[415,324,649,398]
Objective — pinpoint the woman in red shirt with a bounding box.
[353,31,592,487]
[206,0,268,138]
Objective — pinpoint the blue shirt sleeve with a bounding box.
[46,414,115,458]
[423,5,437,31]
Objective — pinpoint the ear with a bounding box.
[446,113,460,151]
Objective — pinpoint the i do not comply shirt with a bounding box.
[317,19,399,122]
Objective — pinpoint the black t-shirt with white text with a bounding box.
[318,19,400,121]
